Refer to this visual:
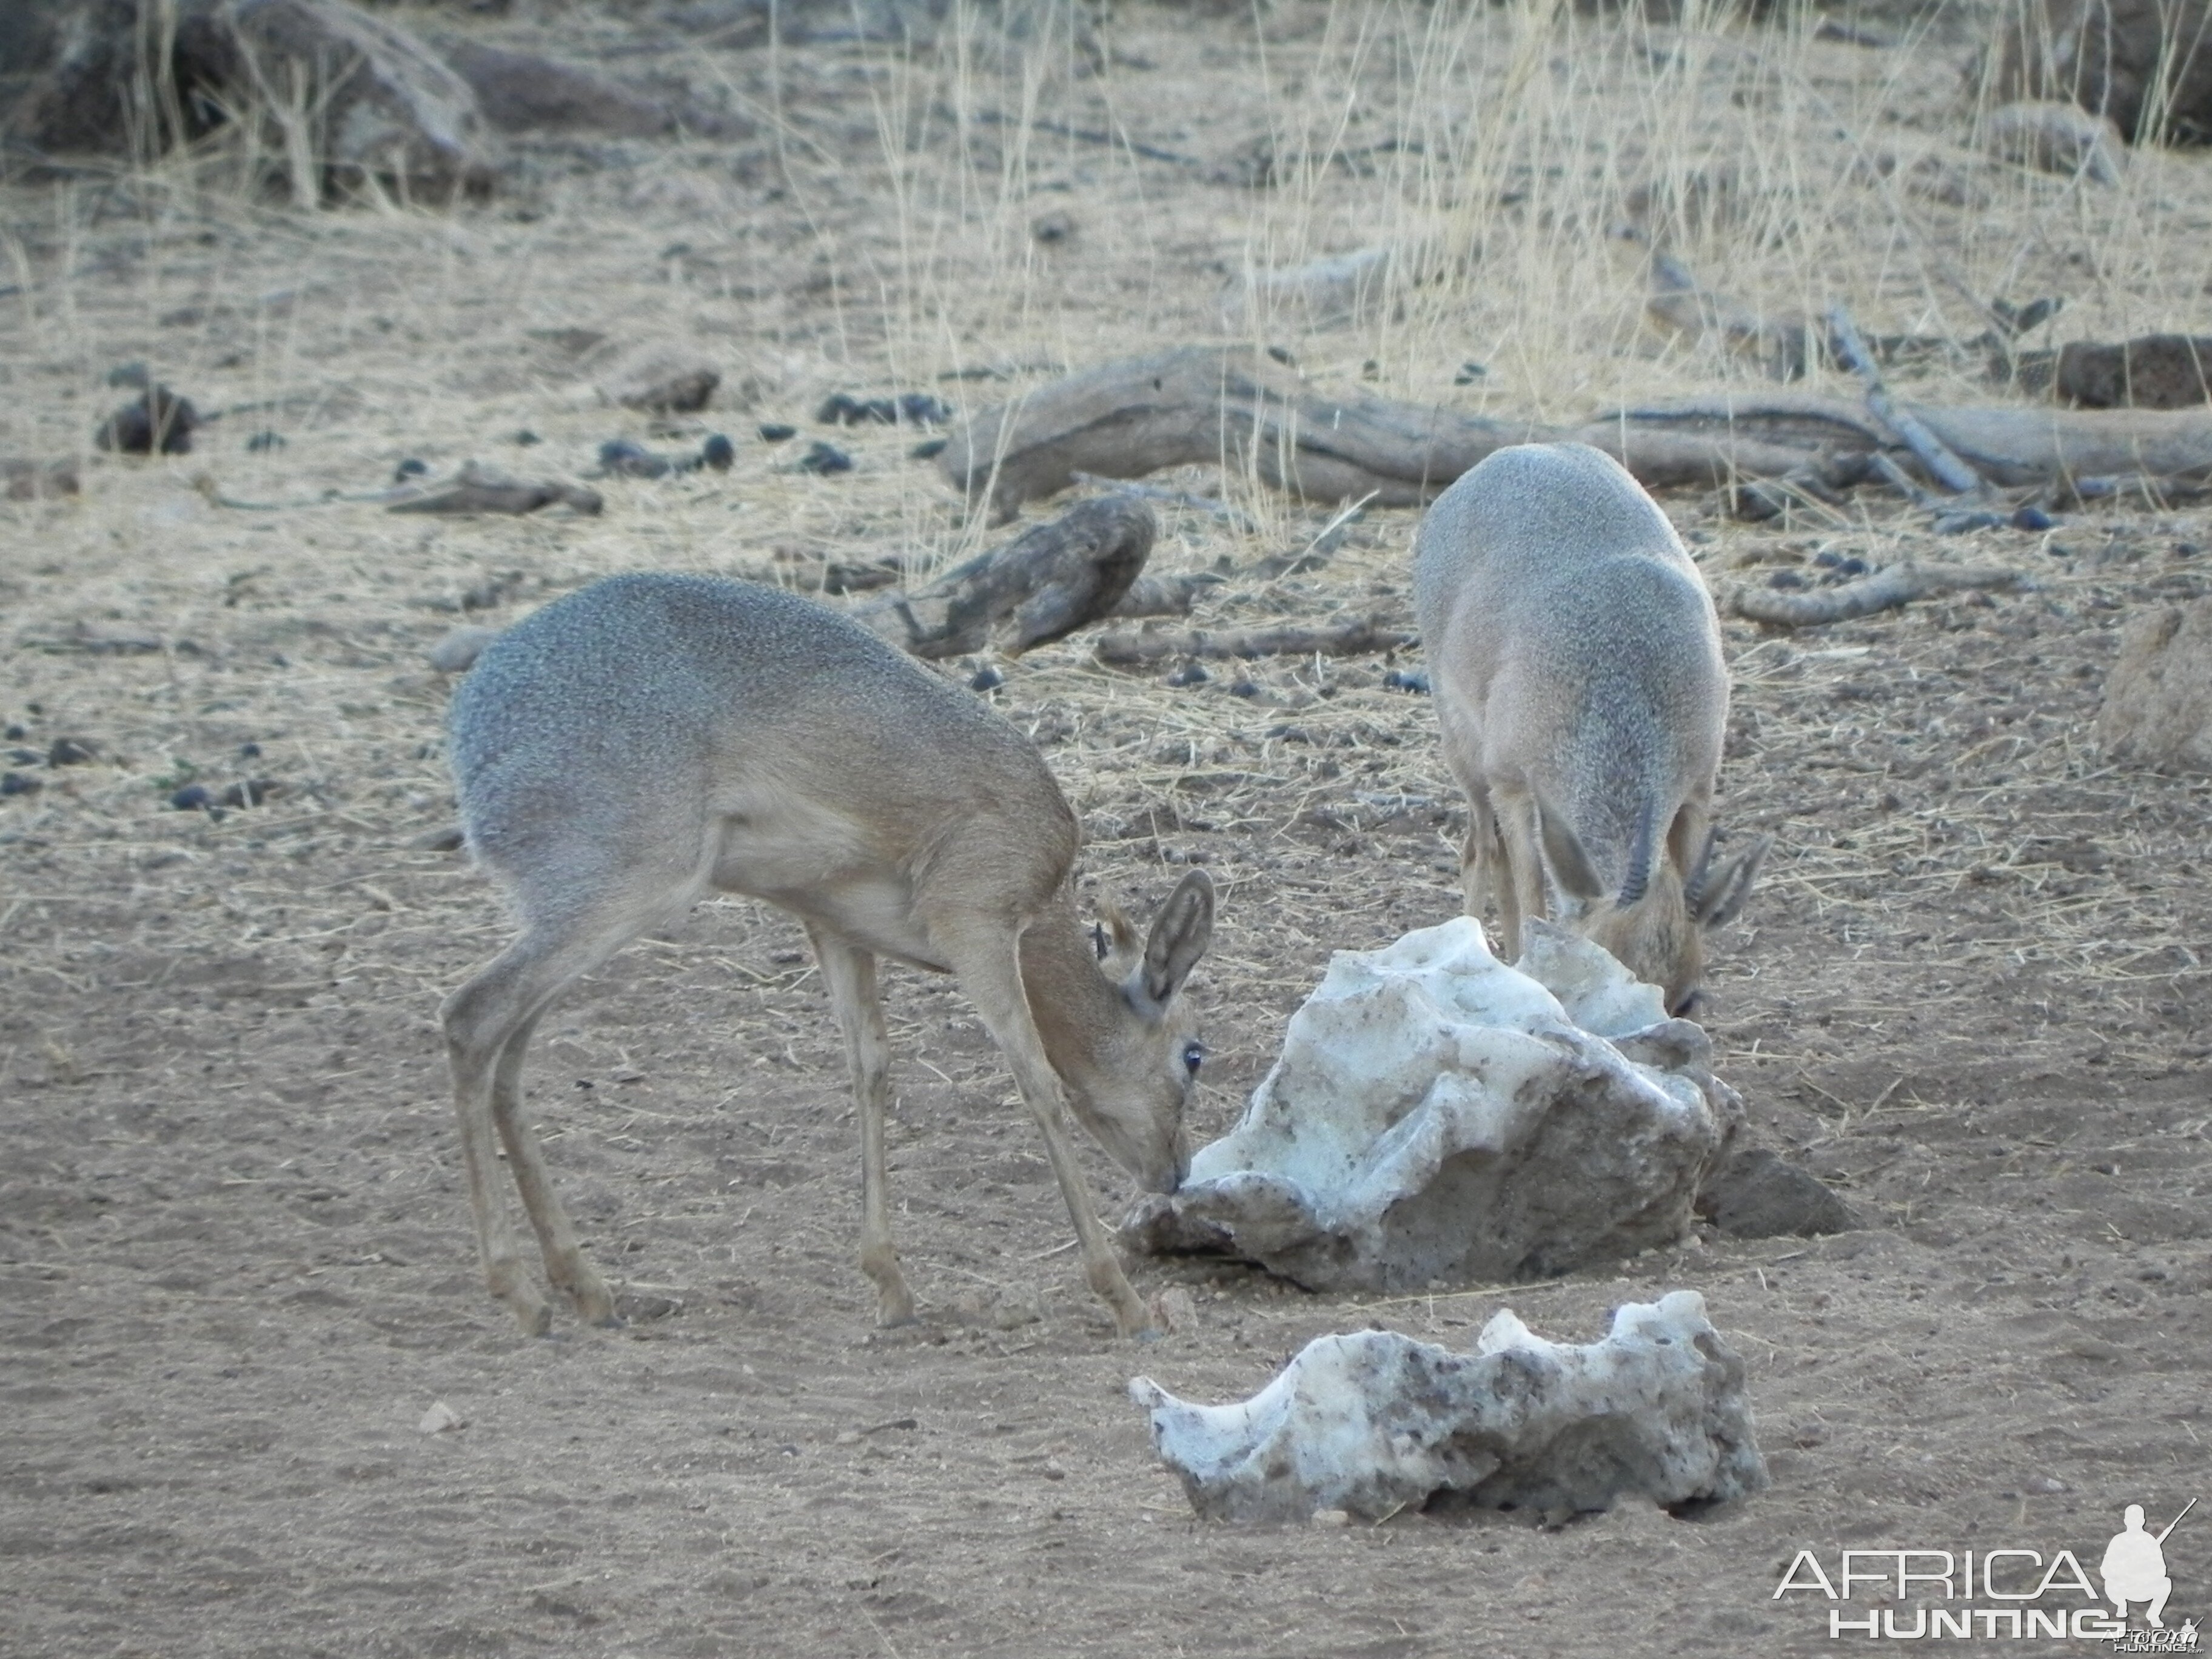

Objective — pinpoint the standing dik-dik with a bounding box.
[1414,443,1767,1014]
[441,572,1215,1338]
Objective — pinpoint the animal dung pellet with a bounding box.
[1130,1290,1768,1524]
[595,340,720,414]
[700,434,735,471]
[794,441,853,475]
[814,391,952,427]
[95,385,198,455]
[427,625,500,674]
[1122,918,1741,1291]
[46,738,95,766]
[169,783,213,811]
[757,422,797,443]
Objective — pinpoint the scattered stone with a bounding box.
[2055,334,2212,409]
[512,430,541,446]
[1982,0,2212,144]
[596,341,720,414]
[221,779,281,808]
[2097,595,2212,771]
[615,1290,679,1321]
[394,458,430,481]
[2,773,42,797]
[794,441,853,475]
[1031,209,1076,244]
[1166,663,1210,688]
[2,458,81,499]
[700,434,734,471]
[1131,1290,1768,1523]
[1151,1286,1198,1333]
[1122,919,1741,1292]
[1695,1145,1859,1239]
[95,386,198,455]
[598,438,679,479]
[1221,245,1394,330]
[427,624,500,674]
[2012,506,2057,531]
[815,391,953,426]
[908,436,949,461]
[1981,100,2125,183]
[417,1399,466,1433]
[47,738,95,765]
[1381,668,1429,693]
[758,422,797,443]
[2025,1473,2068,1494]
[1309,1508,1352,1528]
[169,783,214,811]
[968,665,1005,692]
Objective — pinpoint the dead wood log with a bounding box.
[387,466,602,515]
[1645,250,1820,382]
[1092,615,1416,667]
[850,494,1154,659]
[937,346,1549,523]
[1731,561,2031,627]
[941,349,2212,519]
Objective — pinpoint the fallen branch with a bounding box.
[1826,306,1985,495]
[1730,561,2031,627]
[850,494,1154,658]
[1645,250,1819,382]
[1092,615,1416,666]
[387,466,604,517]
[939,346,2212,519]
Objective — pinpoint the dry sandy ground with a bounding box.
[3,2,2210,1654]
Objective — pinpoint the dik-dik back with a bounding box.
[1415,443,1765,1013]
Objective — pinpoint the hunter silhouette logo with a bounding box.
[2103,1501,2193,1631]
[1774,1495,2198,1642]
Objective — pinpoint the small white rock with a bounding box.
[1310,1508,1353,1528]
[418,1399,465,1433]
[427,624,499,674]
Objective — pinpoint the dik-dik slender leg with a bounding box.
[443,862,701,1332]
[934,918,1154,1337]
[490,1012,617,1327]
[806,922,915,1327]
[1459,781,1501,940]
[1495,789,1547,964]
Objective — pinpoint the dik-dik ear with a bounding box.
[1535,800,1605,902]
[1688,833,1771,930]
[1130,869,1215,1016]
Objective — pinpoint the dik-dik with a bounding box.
[1413,443,1766,1014]
[440,572,1215,1338]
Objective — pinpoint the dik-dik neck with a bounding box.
[1016,897,1130,1083]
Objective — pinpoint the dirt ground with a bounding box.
[4,2,2211,1654]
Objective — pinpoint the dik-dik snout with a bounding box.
[1415,442,1766,1012]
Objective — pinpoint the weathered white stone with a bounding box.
[1130,1290,1767,1524]
[1122,918,1739,1290]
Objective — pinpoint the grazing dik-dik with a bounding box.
[441,573,1215,1338]
[1413,443,1767,1014]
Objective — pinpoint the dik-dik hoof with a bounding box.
[509,1294,554,1338]
[874,1287,919,1328]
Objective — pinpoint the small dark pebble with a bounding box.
[701,434,735,471]
[1812,549,1842,569]
[95,385,198,455]
[244,431,286,452]
[796,441,853,475]
[1382,669,1430,694]
[170,783,215,811]
[1452,361,1487,384]
[2177,541,2202,558]
[815,392,953,427]
[394,458,430,481]
[968,665,1005,692]
[238,742,261,759]
[222,779,279,808]
[758,423,797,443]
[1167,663,1210,688]
[2011,506,2056,532]
[1933,509,2005,535]
[8,748,38,765]
[1767,569,1808,591]
[1,772,41,797]
[3,723,23,740]
[47,738,95,766]
[909,437,949,461]
[599,438,674,480]
[512,429,542,446]
[1228,680,1262,699]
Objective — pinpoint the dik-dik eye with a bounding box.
[1181,1041,1205,1078]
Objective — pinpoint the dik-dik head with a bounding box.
[1540,810,1768,1017]
[1051,869,1215,1195]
